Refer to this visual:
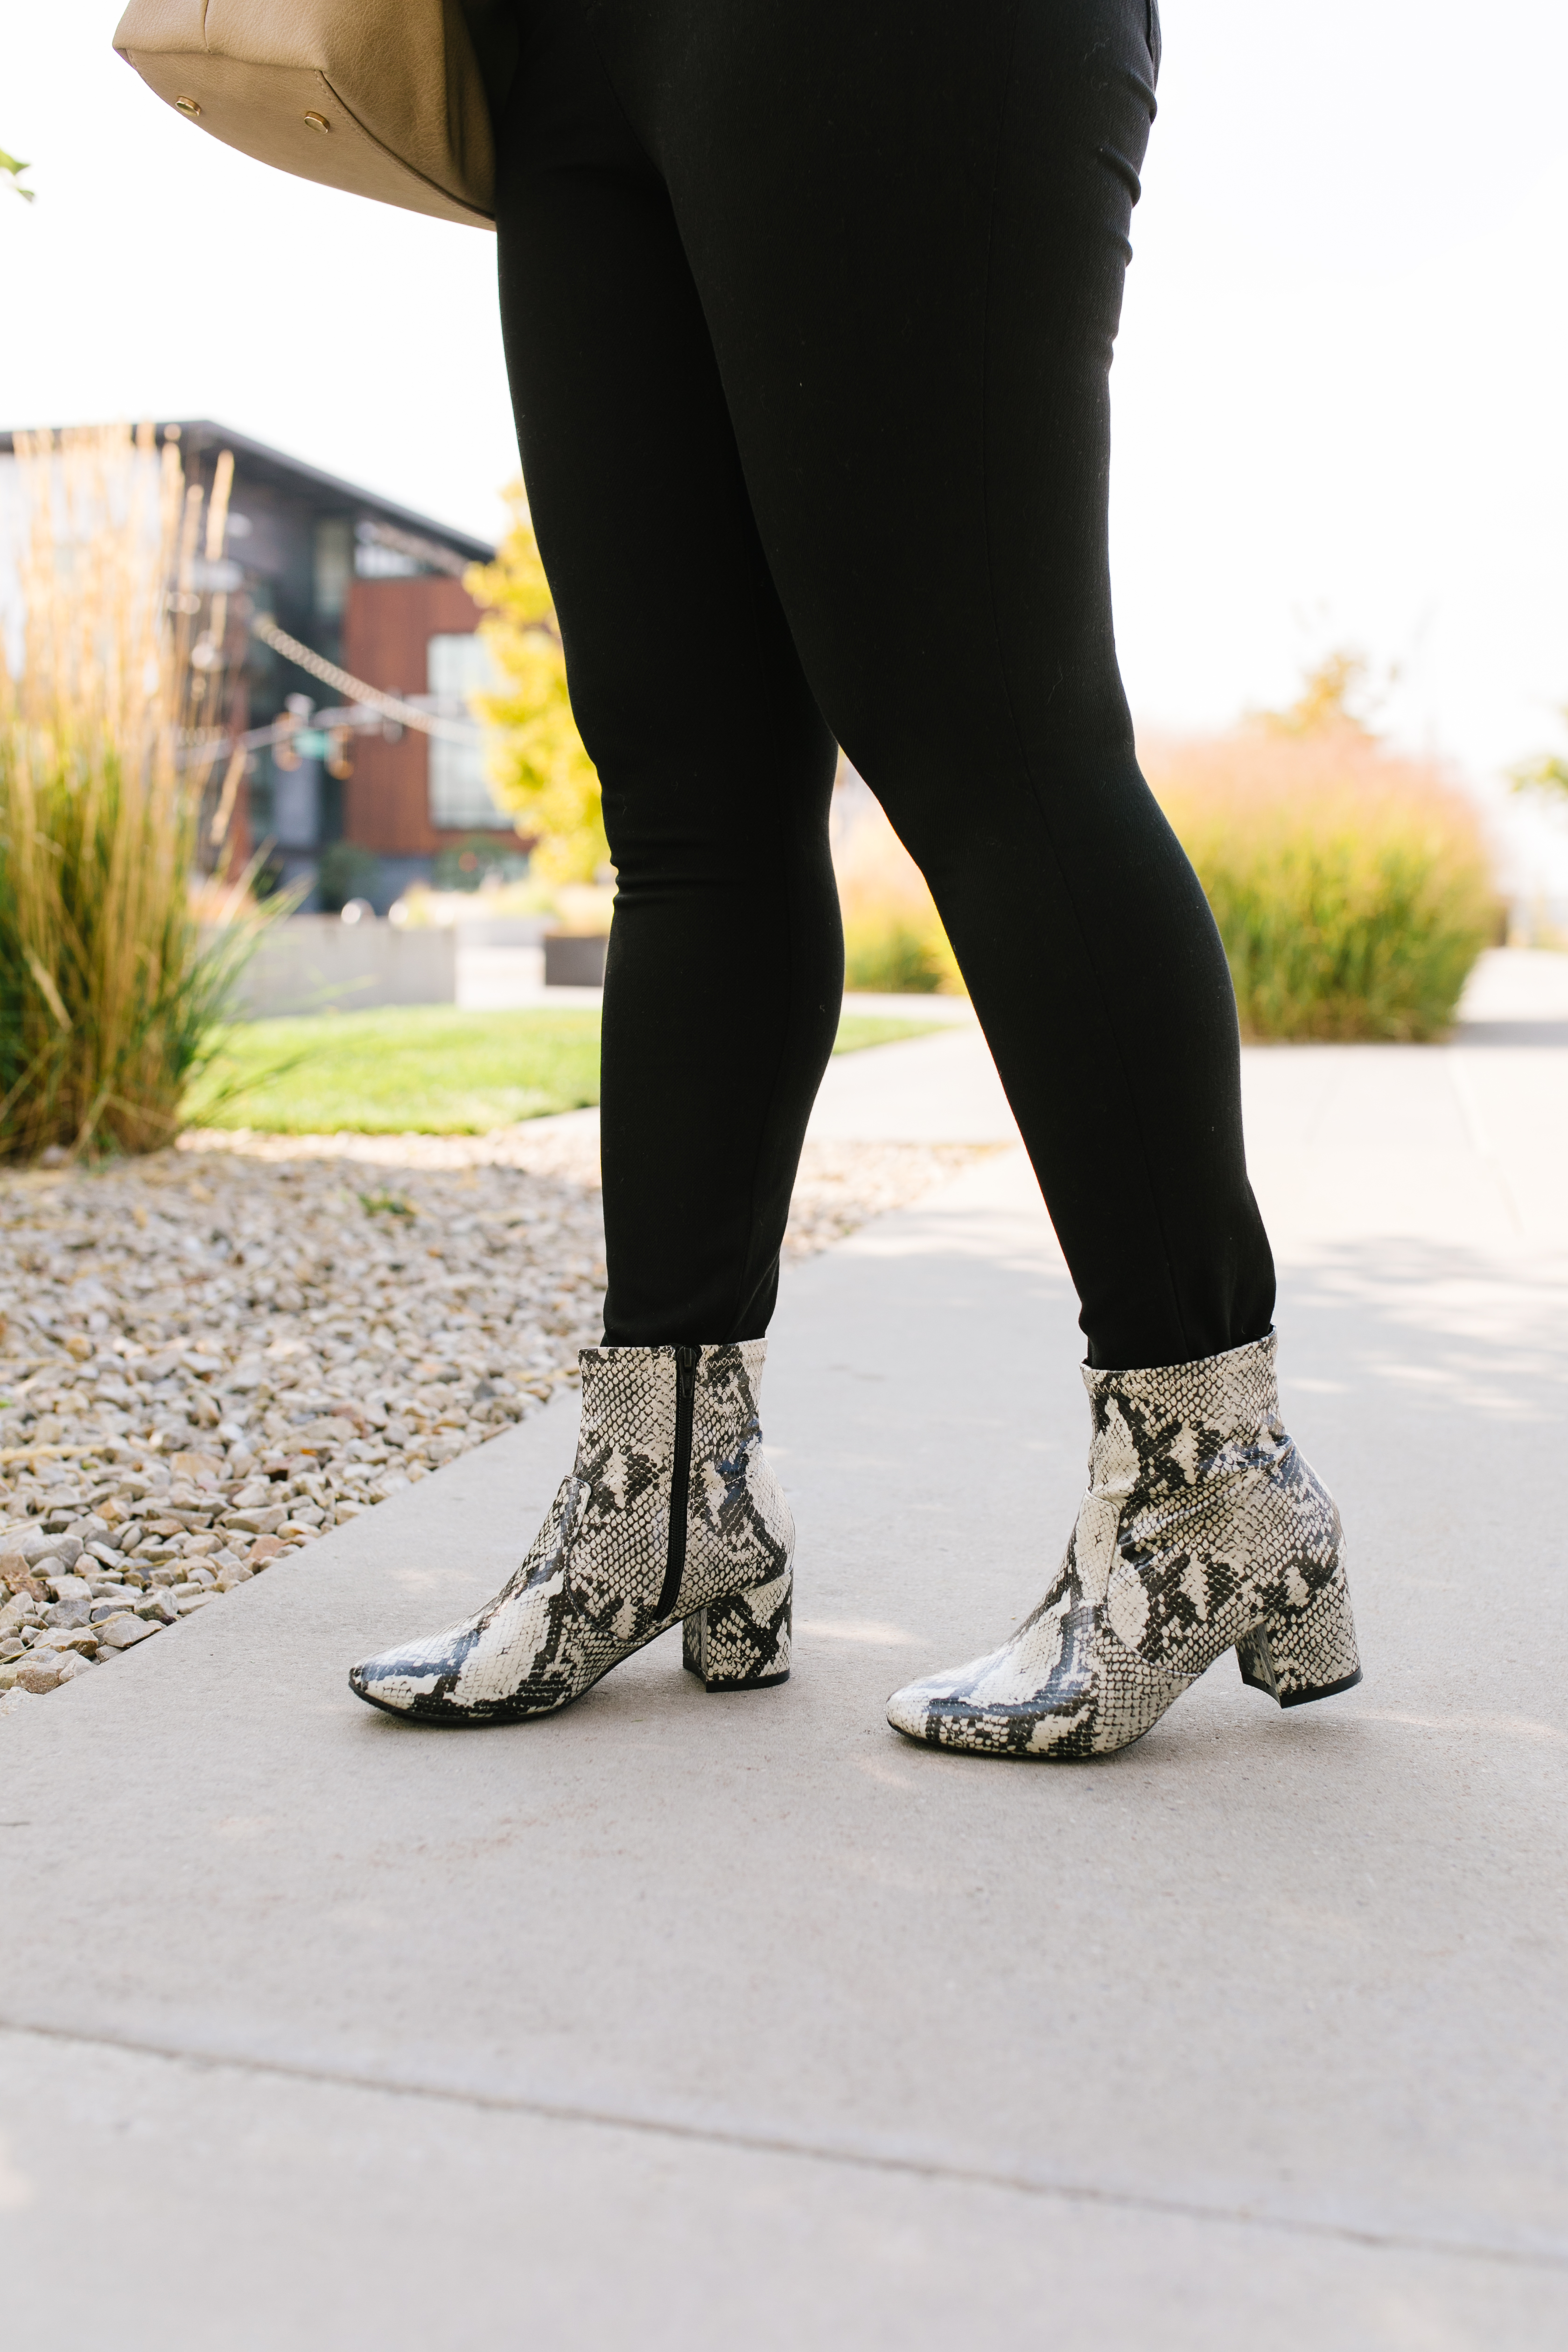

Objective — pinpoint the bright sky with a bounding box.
[7,2,1568,893]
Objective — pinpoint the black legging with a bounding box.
[490,0,1276,1370]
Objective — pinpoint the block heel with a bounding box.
[683,1569,792,1693]
[1236,1561,1363,1709]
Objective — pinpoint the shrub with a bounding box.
[1144,728,1497,1041]
[315,840,381,913]
[841,910,953,994]
[0,425,256,1161]
[430,833,527,893]
[832,781,963,994]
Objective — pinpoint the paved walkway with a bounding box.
[2,954,1565,2346]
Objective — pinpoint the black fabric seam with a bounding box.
[973,6,1191,1360]
[568,9,823,1347]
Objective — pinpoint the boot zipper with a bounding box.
[658,1345,700,1620]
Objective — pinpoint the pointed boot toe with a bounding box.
[884,1653,1001,1742]
[887,1625,1189,1757]
[348,1627,482,1720]
[888,1333,1361,1762]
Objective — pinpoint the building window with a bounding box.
[355,539,420,579]
[427,633,511,830]
[314,517,354,620]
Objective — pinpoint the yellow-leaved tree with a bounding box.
[464,483,609,885]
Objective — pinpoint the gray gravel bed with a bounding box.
[0,1132,989,1716]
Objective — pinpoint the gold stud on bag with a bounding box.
[112,0,495,228]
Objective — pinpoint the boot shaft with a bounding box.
[1077,1333,1344,1679]
[1079,1332,1285,1514]
[573,1342,791,1615]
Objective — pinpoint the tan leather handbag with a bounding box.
[112,0,495,228]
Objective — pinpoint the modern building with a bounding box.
[1,420,508,909]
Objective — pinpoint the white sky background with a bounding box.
[4,1,1568,891]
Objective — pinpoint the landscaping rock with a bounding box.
[222,1506,286,1536]
[18,1530,82,1569]
[170,1450,223,1482]
[37,1627,97,1655]
[42,1571,92,1605]
[97,1616,157,1651]
[43,1595,94,1630]
[14,1657,63,1694]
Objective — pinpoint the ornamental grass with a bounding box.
[0,423,257,1162]
[1145,728,1498,1042]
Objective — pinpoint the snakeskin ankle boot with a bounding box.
[349,1342,793,1724]
[887,1332,1360,1760]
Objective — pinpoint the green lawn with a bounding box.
[187,1005,946,1134]
[832,1013,945,1057]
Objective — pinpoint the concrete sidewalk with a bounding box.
[2,964,1566,2347]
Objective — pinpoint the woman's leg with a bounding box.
[349,17,827,1720]
[579,0,1276,1370]
[493,2,843,1348]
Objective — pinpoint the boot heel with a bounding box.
[682,1570,792,1693]
[1236,1562,1363,1709]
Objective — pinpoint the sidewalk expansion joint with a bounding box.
[2,2014,1563,2276]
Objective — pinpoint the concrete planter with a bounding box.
[456,916,552,948]
[216,917,457,1019]
[544,933,609,987]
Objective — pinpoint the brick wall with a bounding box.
[340,574,486,856]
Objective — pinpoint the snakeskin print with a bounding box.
[886,1332,1360,1760]
[682,1571,793,1690]
[349,1342,793,1724]
[683,1342,793,1610]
